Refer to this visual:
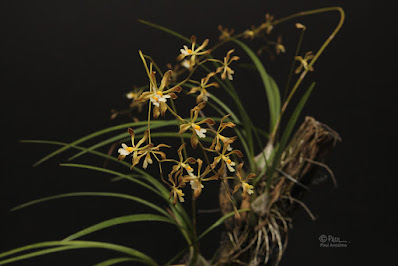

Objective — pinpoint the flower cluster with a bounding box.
[116,36,255,205]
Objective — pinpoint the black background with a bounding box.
[1,0,396,265]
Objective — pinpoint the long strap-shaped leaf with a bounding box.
[0,241,158,266]
[165,209,251,266]
[262,82,316,182]
[139,19,190,43]
[233,39,281,132]
[63,214,176,241]
[60,163,163,197]
[0,246,84,265]
[24,141,194,243]
[23,140,193,231]
[67,121,179,161]
[65,116,220,162]
[11,192,170,218]
[131,166,194,236]
[197,208,250,241]
[32,120,166,167]
[68,131,213,162]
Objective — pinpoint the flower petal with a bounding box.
[190,132,199,149]
[178,123,191,134]
[160,70,172,90]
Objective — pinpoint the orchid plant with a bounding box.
[1,6,344,266]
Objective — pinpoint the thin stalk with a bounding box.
[143,55,164,76]
[148,103,152,143]
[283,26,306,102]
[191,195,198,265]
[166,104,185,123]
[170,98,189,160]
[269,7,345,142]
[144,53,189,161]
[174,65,199,88]
[138,50,156,89]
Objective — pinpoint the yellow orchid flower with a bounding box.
[177,35,210,67]
[232,162,256,198]
[187,72,219,103]
[117,128,153,169]
[162,143,196,176]
[178,102,215,148]
[182,158,218,199]
[209,136,243,172]
[135,70,182,118]
[216,49,239,80]
[135,143,170,169]
[167,169,186,205]
[295,51,315,74]
[218,25,234,41]
[210,114,236,152]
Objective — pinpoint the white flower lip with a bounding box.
[190,180,204,190]
[195,128,207,138]
[180,45,191,56]
[182,164,195,176]
[181,59,192,69]
[118,143,133,156]
[150,91,171,107]
[126,92,135,99]
[243,182,254,195]
[224,157,236,172]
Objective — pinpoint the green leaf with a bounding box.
[66,117,222,161]
[59,163,163,197]
[164,247,188,266]
[57,165,193,245]
[21,139,134,169]
[208,93,240,123]
[267,82,315,180]
[0,246,84,265]
[63,214,176,241]
[233,39,281,132]
[30,121,155,167]
[0,241,158,266]
[24,142,194,245]
[270,75,281,117]
[138,19,190,43]
[67,121,179,161]
[131,167,194,239]
[11,192,170,218]
[198,208,250,241]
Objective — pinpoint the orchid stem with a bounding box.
[270,7,345,143]
[192,195,198,265]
